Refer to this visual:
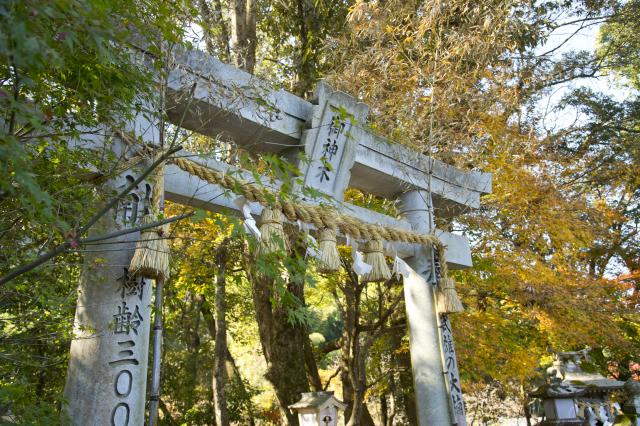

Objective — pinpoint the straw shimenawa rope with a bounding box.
[107,135,444,251]
[258,206,288,255]
[116,129,463,312]
[169,156,444,250]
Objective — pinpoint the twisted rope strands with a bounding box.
[151,162,165,211]
[170,156,444,250]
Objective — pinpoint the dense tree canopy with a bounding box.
[1,0,638,424]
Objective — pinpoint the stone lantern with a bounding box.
[289,391,347,426]
[546,350,624,424]
[530,380,586,425]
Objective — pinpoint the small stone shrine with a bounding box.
[289,391,347,426]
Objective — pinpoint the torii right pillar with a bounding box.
[400,189,467,426]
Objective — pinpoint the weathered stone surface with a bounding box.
[64,171,153,426]
[61,44,491,426]
[352,132,491,215]
[400,190,454,426]
[163,155,473,267]
[440,314,467,425]
[64,112,159,425]
[298,82,368,201]
[623,379,640,425]
[134,44,491,212]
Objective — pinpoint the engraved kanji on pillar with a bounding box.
[63,126,157,425]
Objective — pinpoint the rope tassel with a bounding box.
[437,276,463,314]
[316,227,340,272]
[130,161,170,281]
[130,215,171,281]
[435,246,464,314]
[259,206,288,255]
[361,239,391,283]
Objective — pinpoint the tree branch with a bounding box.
[0,211,192,286]
[80,212,194,244]
[80,144,182,235]
[322,366,342,391]
[0,146,184,286]
[319,338,341,354]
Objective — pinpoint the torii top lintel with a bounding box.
[153,46,491,217]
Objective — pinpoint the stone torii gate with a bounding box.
[63,46,491,425]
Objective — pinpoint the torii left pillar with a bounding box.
[63,116,158,425]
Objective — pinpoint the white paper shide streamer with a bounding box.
[299,221,321,260]
[234,197,261,239]
[393,256,411,279]
[347,237,372,276]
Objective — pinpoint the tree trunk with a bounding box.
[304,337,323,391]
[293,0,321,96]
[380,390,388,425]
[198,0,230,60]
[338,269,376,426]
[338,268,357,421]
[212,246,230,426]
[244,236,312,425]
[385,377,398,426]
[522,384,532,426]
[347,342,376,426]
[229,0,256,72]
[185,292,202,409]
[250,270,310,425]
[200,297,256,426]
[347,348,366,426]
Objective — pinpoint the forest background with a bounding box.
[0,0,639,424]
